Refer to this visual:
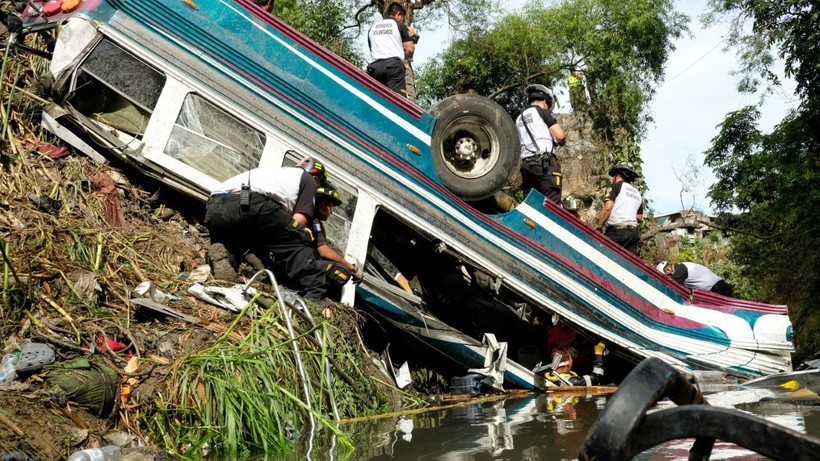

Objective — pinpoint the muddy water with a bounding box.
[239,382,820,460]
[336,392,820,460]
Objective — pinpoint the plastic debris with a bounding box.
[132,281,180,303]
[188,283,257,312]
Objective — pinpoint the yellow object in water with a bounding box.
[780,380,800,390]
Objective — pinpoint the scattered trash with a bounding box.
[187,264,211,284]
[124,356,139,374]
[104,430,134,448]
[0,450,35,461]
[66,445,123,461]
[34,141,69,159]
[14,342,55,373]
[394,361,411,389]
[27,193,63,216]
[69,270,103,302]
[42,358,119,417]
[0,353,20,382]
[130,297,201,324]
[120,384,132,406]
[96,337,127,352]
[188,283,256,312]
[89,170,128,230]
[132,281,180,303]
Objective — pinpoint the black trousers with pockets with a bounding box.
[521,154,562,204]
[367,57,406,96]
[204,193,328,300]
[604,226,640,255]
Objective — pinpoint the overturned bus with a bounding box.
[10,0,793,389]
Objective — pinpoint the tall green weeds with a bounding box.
[143,299,388,457]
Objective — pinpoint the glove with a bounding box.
[594,341,607,356]
[351,265,364,283]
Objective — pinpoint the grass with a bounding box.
[141,297,398,457]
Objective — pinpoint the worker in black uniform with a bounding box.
[204,157,330,302]
[310,184,360,297]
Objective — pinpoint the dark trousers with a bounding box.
[604,226,640,255]
[367,57,406,96]
[204,193,328,300]
[710,279,734,297]
[521,155,562,204]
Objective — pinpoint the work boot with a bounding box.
[244,252,266,272]
[207,243,240,281]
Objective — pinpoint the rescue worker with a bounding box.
[367,2,415,97]
[657,261,734,297]
[596,164,643,255]
[537,342,607,386]
[516,84,567,204]
[562,193,586,223]
[204,157,330,302]
[310,184,359,296]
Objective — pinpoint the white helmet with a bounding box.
[656,261,668,272]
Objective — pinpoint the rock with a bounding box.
[122,446,167,461]
[104,430,134,447]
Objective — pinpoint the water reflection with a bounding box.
[344,394,606,460]
[340,390,818,461]
[238,386,819,460]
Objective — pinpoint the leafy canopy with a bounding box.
[417,0,687,164]
[274,0,365,65]
[703,0,820,356]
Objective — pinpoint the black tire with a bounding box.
[429,94,519,201]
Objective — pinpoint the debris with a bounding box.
[466,333,507,391]
[42,358,120,418]
[450,373,486,395]
[96,338,127,353]
[89,170,127,230]
[187,283,256,312]
[131,281,179,303]
[34,141,69,159]
[69,270,103,301]
[27,193,62,217]
[186,264,211,283]
[129,298,201,324]
[14,342,55,373]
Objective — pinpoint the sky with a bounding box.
[363,0,799,216]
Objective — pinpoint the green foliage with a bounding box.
[275,0,365,65]
[409,0,502,33]
[143,300,387,456]
[704,0,820,358]
[417,0,687,172]
[659,235,755,301]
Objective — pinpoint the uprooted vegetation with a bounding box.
[0,42,417,457]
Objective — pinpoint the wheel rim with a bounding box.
[436,114,500,179]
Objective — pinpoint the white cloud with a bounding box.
[641,0,798,215]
